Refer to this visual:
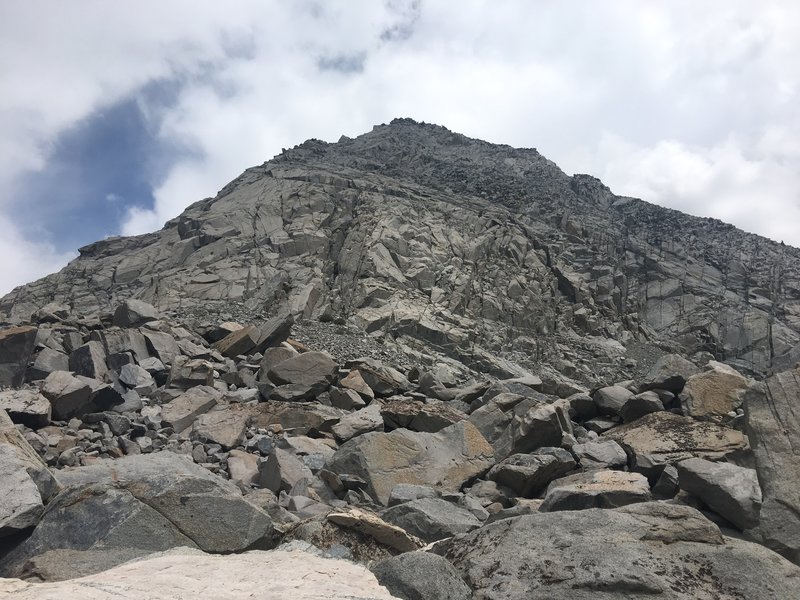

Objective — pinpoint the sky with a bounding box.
[1,1,798,296]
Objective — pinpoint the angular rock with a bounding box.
[68,341,109,381]
[495,398,573,460]
[161,385,220,432]
[332,402,384,443]
[372,551,472,600]
[258,346,298,377]
[488,448,576,498]
[0,325,37,388]
[436,503,800,599]
[166,356,214,389]
[142,330,180,365]
[0,389,51,428]
[571,438,628,470]
[0,445,45,536]
[327,507,422,552]
[267,351,337,399]
[0,409,60,503]
[118,363,156,395]
[227,449,260,487]
[682,360,748,419]
[676,457,761,531]
[213,324,260,357]
[192,405,249,449]
[348,358,411,396]
[112,299,158,327]
[258,447,313,493]
[592,385,634,416]
[327,421,494,505]
[340,369,375,400]
[253,310,294,352]
[639,353,699,394]
[603,411,748,477]
[250,401,344,435]
[27,347,69,381]
[619,390,663,423]
[381,398,466,433]
[381,497,481,543]
[329,386,367,410]
[387,484,440,507]
[40,371,93,420]
[540,470,651,511]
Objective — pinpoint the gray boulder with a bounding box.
[571,439,627,470]
[540,470,651,511]
[161,385,220,432]
[213,324,260,357]
[27,347,69,380]
[382,498,481,543]
[593,385,634,416]
[267,351,338,399]
[0,389,51,428]
[488,448,576,498]
[0,326,37,388]
[191,405,249,449]
[112,299,158,327]
[619,391,663,423]
[371,551,472,600]
[435,502,800,599]
[68,341,109,381]
[676,457,761,531]
[745,367,800,563]
[639,353,699,394]
[332,402,384,443]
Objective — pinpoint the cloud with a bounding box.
[1,1,799,295]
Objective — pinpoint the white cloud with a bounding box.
[1,0,799,294]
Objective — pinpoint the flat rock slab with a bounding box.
[603,411,748,476]
[540,470,651,512]
[435,503,800,599]
[0,547,399,599]
[267,351,338,398]
[381,497,481,543]
[327,507,422,552]
[327,420,494,505]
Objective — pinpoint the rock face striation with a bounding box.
[1,120,800,598]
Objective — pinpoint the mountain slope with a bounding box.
[3,118,799,382]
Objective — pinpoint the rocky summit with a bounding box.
[0,119,799,598]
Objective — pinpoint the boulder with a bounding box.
[332,402,384,443]
[0,325,37,388]
[676,458,761,531]
[327,421,494,505]
[603,411,748,478]
[27,347,69,380]
[118,363,156,395]
[571,439,627,470]
[639,353,699,394]
[329,386,367,410]
[0,445,46,536]
[487,448,576,498]
[250,401,344,435]
[745,367,800,563]
[0,389,51,428]
[0,547,397,597]
[142,330,180,365]
[435,503,800,599]
[0,410,60,504]
[327,508,422,552]
[347,358,411,396]
[618,391,663,423]
[161,385,220,432]
[380,398,466,432]
[259,448,313,493]
[340,369,375,400]
[267,351,338,399]
[682,361,748,419]
[112,299,158,327]
[258,346,298,376]
[387,484,440,506]
[227,450,260,487]
[166,357,214,389]
[381,498,481,543]
[253,310,294,352]
[192,405,249,449]
[540,470,651,511]
[592,385,634,416]
[40,371,91,420]
[213,324,260,357]
[371,551,472,600]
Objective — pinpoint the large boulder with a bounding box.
[435,502,800,599]
[487,448,576,498]
[540,470,651,511]
[0,325,37,388]
[639,353,699,394]
[676,458,761,531]
[372,551,472,600]
[112,299,158,327]
[332,402,384,443]
[327,421,494,505]
[380,398,466,433]
[191,405,249,449]
[603,411,748,478]
[0,547,398,597]
[0,453,274,580]
[213,324,260,358]
[681,361,749,419]
[267,351,338,399]
[745,367,800,564]
[381,498,481,543]
[0,389,51,428]
[68,341,109,381]
[161,385,220,432]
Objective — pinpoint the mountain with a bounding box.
[2,119,800,596]
[3,118,799,384]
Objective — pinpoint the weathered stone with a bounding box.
[327,421,494,505]
[27,347,69,381]
[0,326,37,388]
[682,361,749,419]
[258,346,298,377]
[619,390,663,423]
[253,310,294,353]
[118,363,156,395]
[166,356,214,389]
[213,324,260,357]
[227,449,260,487]
[329,386,367,410]
[494,398,573,460]
[267,351,337,398]
[258,448,313,493]
[340,369,375,400]
[387,484,440,506]
[142,330,180,365]
[0,445,44,536]
[676,457,761,531]
[487,449,576,498]
[571,438,628,470]
[161,385,220,432]
[0,547,398,597]
[745,367,800,564]
[112,299,158,327]
[250,401,344,435]
[0,389,51,428]
[540,470,651,511]
[348,358,411,396]
[639,353,700,394]
[372,551,472,600]
[192,405,249,449]
[603,411,748,477]
[40,371,93,420]
[381,398,466,432]
[327,507,422,552]
[332,402,384,443]
[592,385,634,416]
[381,497,481,543]
[0,410,60,504]
[92,328,150,363]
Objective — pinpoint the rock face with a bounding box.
[436,503,800,599]
[745,367,800,563]
[0,547,399,599]
[4,119,800,383]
